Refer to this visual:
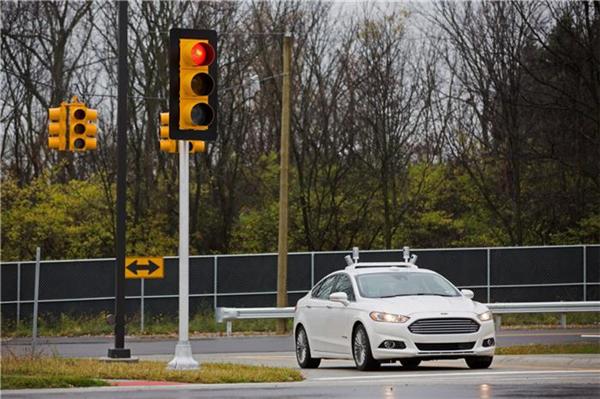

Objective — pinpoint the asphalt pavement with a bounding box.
[3,366,599,398]
[2,328,599,398]
[2,328,599,358]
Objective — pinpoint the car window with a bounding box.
[333,274,356,301]
[355,272,460,298]
[313,275,340,299]
[310,280,324,298]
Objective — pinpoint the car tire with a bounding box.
[352,324,380,371]
[295,325,321,369]
[465,356,493,369]
[400,358,421,369]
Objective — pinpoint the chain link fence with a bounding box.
[1,245,598,328]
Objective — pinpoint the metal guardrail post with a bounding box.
[583,245,586,301]
[560,313,567,328]
[16,262,21,329]
[486,248,491,303]
[32,247,41,353]
[213,256,218,311]
[494,315,502,331]
[226,321,232,337]
[310,252,315,287]
[140,278,145,333]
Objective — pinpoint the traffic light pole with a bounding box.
[167,140,199,370]
[107,0,131,359]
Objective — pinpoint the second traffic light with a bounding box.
[69,99,97,151]
[169,28,218,141]
[159,112,206,154]
[47,96,98,152]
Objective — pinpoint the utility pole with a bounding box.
[107,0,131,359]
[277,33,292,335]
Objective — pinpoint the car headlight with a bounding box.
[369,311,410,323]
[478,311,492,322]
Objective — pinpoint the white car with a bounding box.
[294,259,495,371]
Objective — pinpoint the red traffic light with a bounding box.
[170,28,218,141]
[190,42,215,66]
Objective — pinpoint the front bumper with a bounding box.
[366,313,495,360]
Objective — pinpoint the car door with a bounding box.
[309,274,340,353]
[298,278,324,341]
[323,273,356,354]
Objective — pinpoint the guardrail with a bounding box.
[216,301,600,336]
[487,301,600,329]
[216,307,295,335]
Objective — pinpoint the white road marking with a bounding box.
[312,369,600,381]
[581,334,600,338]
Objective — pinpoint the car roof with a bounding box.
[311,263,437,289]
[342,262,436,276]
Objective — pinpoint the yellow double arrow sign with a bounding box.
[125,257,164,279]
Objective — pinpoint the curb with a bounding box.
[107,379,188,386]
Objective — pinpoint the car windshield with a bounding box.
[355,272,460,298]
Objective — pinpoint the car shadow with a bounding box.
[318,364,467,372]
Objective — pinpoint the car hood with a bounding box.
[360,295,486,315]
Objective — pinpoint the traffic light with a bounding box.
[169,28,218,141]
[69,98,97,151]
[189,141,206,153]
[159,112,206,154]
[159,112,177,153]
[48,103,67,151]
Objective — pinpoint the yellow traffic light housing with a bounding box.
[159,111,206,154]
[189,141,206,153]
[159,112,177,153]
[48,97,98,152]
[169,29,218,141]
[48,104,67,151]
[179,39,215,130]
[69,101,97,152]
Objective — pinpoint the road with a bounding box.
[3,367,599,398]
[2,328,599,358]
[2,329,599,398]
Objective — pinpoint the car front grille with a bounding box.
[415,342,476,351]
[408,318,480,334]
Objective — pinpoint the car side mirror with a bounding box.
[461,289,474,299]
[329,292,349,306]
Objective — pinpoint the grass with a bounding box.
[0,354,304,390]
[497,342,600,355]
[2,311,597,338]
[1,375,109,389]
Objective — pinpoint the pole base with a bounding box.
[167,341,199,370]
[107,348,131,359]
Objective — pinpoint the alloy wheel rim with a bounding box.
[296,330,307,363]
[353,329,366,365]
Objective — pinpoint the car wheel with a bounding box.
[400,358,421,369]
[352,324,380,371]
[465,356,493,369]
[295,326,321,369]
